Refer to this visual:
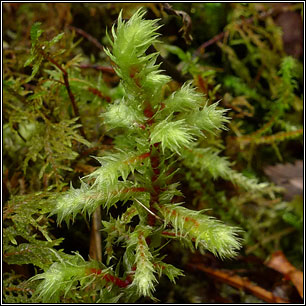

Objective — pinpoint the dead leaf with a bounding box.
[162,3,193,45]
[275,11,303,58]
[265,251,303,298]
[264,160,303,200]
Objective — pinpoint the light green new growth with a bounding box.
[104,9,170,102]
[150,118,196,154]
[31,8,272,302]
[31,252,110,303]
[162,81,203,113]
[127,226,157,297]
[102,100,146,130]
[158,204,242,259]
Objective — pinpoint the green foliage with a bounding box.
[272,56,299,115]
[3,273,39,304]
[3,191,64,269]
[24,22,65,82]
[217,4,303,164]
[161,3,302,272]
[104,9,170,101]
[162,81,203,113]
[102,101,146,130]
[3,22,91,187]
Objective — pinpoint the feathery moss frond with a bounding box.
[4,5,302,304]
[85,150,150,187]
[162,81,204,114]
[153,261,184,283]
[182,147,269,192]
[158,204,242,259]
[31,253,117,303]
[102,99,146,130]
[53,181,149,224]
[31,253,90,303]
[126,225,157,297]
[187,102,230,134]
[150,118,196,155]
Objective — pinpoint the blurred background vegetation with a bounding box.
[3,2,303,303]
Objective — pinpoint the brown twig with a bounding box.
[89,207,102,262]
[39,49,87,139]
[68,25,104,51]
[196,32,226,55]
[78,63,115,74]
[4,286,34,294]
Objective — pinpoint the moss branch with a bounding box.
[39,49,87,139]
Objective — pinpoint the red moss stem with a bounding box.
[88,268,132,288]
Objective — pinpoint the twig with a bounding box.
[196,32,226,55]
[4,286,34,294]
[265,250,303,299]
[89,207,102,262]
[78,63,115,74]
[68,25,104,51]
[188,263,290,303]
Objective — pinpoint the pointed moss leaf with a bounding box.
[164,44,189,62]
[105,8,169,102]
[26,56,43,82]
[85,150,150,187]
[30,22,43,44]
[49,32,64,46]
[31,255,95,303]
[24,54,36,67]
[154,261,184,283]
